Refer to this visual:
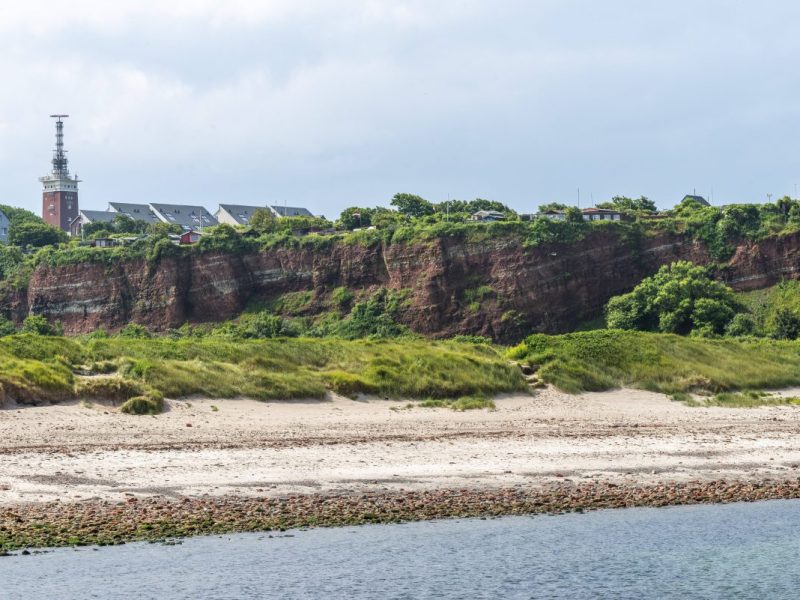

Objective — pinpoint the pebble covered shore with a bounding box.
[2,478,800,552]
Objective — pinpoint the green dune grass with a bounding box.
[508,329,800,396]
[0,335,527,411]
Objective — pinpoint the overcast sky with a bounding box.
[2,1,800,217]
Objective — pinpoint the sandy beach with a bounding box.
[2,388,800,506]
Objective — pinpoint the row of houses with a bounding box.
[469,195,711,223]
[70,202,316,237]
[469,207,629,222]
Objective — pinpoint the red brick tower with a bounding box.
[40,115,79,232]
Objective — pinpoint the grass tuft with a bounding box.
[119,391,164,415]
[418,395,496,411]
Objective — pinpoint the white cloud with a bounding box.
[0,0,471,34]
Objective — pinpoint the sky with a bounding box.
[2,0,800,218]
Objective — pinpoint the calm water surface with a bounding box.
[2,500,800,599]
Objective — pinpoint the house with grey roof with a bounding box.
[216,204,267,226]
[108,202,161,224]
[0,208,9,243]
[148,203,217,230]
[216,203,316,226]
[270,205,314,218]
[69,209,118,237]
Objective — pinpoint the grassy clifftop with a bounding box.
[0,336,526,411]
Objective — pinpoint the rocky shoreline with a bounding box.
[3,479,800,552]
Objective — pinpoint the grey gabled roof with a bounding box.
[217,204,268,225]
[79,209,118,224]
[107,202,161,223]
[682,195,710,207]
[149,203,218,229]
[270,205,314,218]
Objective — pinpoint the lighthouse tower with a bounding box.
[39,115,79,232]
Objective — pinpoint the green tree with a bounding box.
[438,198,513,216]
[147,222,183,236]
[598,196,657,213]
[249,208,278,233]
[469,198,512,213]
[788,204,800,226]
[390,193,434,218]
[111,214,149,234]
[9,221,68,248]
[0,204,41,226]
[81,222,113,239]
[605,261,741,335]
[0,204,58,248]
[0,245,25,279]
[538,202,569,213]
[370,207,403,229]
[338,207,374,229]
[775,196,794,217]
[21,315,63,336]
[563,207,585,224]
[716,205,761,241]
[277,216,331,232]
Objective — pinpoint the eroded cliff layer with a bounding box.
[7,229,800,341]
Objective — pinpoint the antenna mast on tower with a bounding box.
[49,114,70,176]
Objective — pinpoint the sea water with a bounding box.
[2,499,799,599]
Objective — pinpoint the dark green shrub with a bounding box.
[197,224,256,254]
[0,317,16,336]
[86,328,110,339]
[771,308,800,340]
[119,324,152,339]
[146,236,181,262]
[725,313,759,337]
[451,335,492,344]
[21,315,64,336]
[605,261,740,335]
[242,312,299,338]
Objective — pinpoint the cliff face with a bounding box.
[722,233,800,291]
[9,229,800,342]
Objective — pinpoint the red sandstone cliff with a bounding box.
[7,229,800,342]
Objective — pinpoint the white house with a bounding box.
[470,210,506,222]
